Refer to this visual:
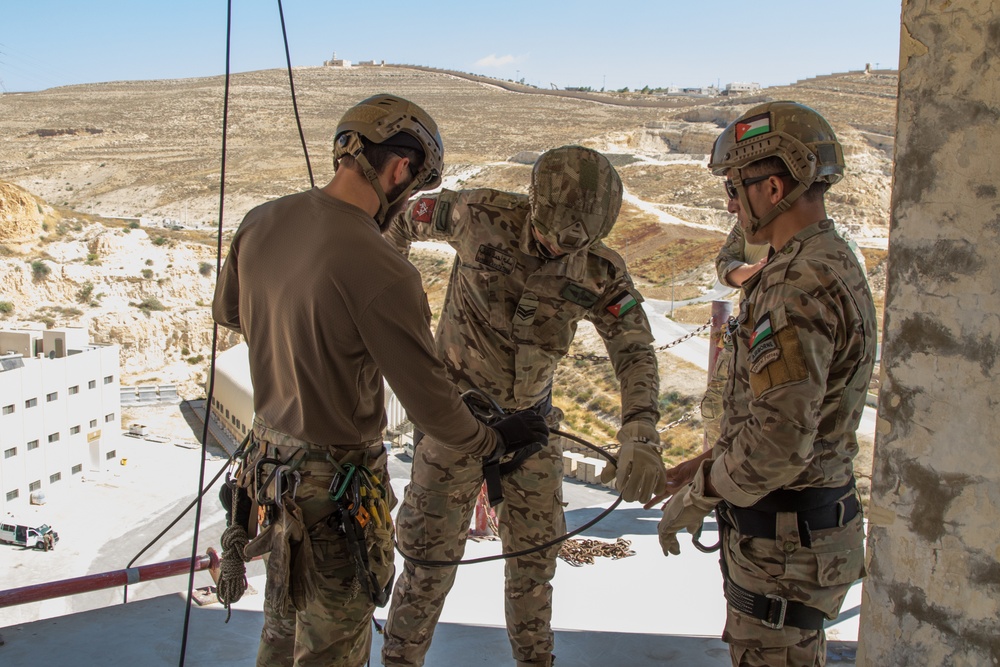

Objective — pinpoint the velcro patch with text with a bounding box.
[475,245,515,274]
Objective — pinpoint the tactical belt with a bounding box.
[718,480,859,549]
[721,556,827,631]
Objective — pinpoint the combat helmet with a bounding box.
[708,101,844,234]
[529,145,623,255]
[334,94,444,223]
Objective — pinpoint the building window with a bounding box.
[104,375,114,385]
[2,404,14,415]
[25,397,37,408]
[29,480,41,492]
[69,385,80,395]
[4,447,16,459]
[46,391,58,402]
[70,425,81,435]
[225,408,230,419]
[71,464,83,475]
[47,433,60,443]
[88,380,96,389]
[27,440,39,451]
[90,419,97,429]
[104,413,115,423]
[49,472,61,484]
[5,490,18,502]
[106,450,117,460]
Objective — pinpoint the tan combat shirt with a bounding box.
[385,188,659,425]
[213,188,496,456]
[709,219,877,506]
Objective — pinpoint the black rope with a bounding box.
[277,0,314,188]
[396,429,623,567]
[177,3,232,666]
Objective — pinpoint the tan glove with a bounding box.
[658,460,718,557]
[600,421,667,503]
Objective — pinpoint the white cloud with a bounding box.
[474,54,516,68]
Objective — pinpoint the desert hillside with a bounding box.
[0,65,894,456]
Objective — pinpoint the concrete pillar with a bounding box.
[858,1,1000,666]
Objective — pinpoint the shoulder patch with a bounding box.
[561,283,599,308]
[750,313,773,348]
[475,244,515,274]
[412,197,435,224]
[433,198,452,232]
[606,290,638,317]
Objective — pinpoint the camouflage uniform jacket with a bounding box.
[385,188,659,425]
[706,219,877,505]
[716,222,770,287]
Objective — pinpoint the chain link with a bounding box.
[558,537,635,567]
[658,410,695,433]
[565,319,712,363]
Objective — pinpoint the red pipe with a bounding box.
[0,552,218,608]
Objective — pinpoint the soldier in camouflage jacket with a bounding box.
[658,102,877,667]
[382,146,665,667]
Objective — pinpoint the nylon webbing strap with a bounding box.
[720,556,826,630]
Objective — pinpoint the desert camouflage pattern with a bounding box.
[384,187,658,422]
[249,430,396,667]
[700,219,876,656]
[383,431,565,665]
[715,223,769,289]
[529,145,623,252]
[729,633,825,666]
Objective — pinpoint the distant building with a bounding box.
[356,60,385,67]
[725,81,761,95]
[323,51,352,68]
[0,327,121,516]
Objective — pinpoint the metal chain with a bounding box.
[558,537,635,567]
[566,320,712,363]
[658,410,695,433]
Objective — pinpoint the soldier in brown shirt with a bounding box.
[213,94,547,667]
[657,102,877,667]
[382,146,665,667]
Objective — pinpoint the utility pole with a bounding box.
[670,253,675,318]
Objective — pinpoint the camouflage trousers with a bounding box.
[382,432,565,666]
[250,433,396,667]
[719,490,866,667]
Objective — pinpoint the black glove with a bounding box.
[490,410,549,460]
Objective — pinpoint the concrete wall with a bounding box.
[858,1,1000,665]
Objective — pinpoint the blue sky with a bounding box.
[1,0,902,93]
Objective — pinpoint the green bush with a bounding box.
[152,236,168,246]
[0,301,13,315]
[141,269,154,279]
[76,282,94,303]
[199,262,213,277]
[136,297,166,313]
[129,221,140,229]
[31,260,50,281]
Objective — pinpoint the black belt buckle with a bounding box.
[762,594,788,630]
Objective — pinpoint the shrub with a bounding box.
[86,253,100,265]
[129,221,140,229]
[199,262,213,277]
[145,259,154,266]
[0,301,13,315]
[152,236,168,246]
[141,269,154,279]
[31,260,51,281]
[186,355,205,365]
[76,282,94,303]
[136,297,166,313]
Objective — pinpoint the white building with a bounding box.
[0,327,121,516]
[725,81,761,95]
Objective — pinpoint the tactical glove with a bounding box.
[600,421,667,503]
[490,410,549,459]
[658,460,718,557]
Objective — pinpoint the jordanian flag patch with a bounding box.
[735,112,771,142]
[750,313,773,348]
[606,290,638,317]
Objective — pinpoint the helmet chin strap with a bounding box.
[734,167,810,235]
[352,152,420,226]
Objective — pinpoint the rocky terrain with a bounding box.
[0,65,894,449]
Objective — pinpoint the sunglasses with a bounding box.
[724,172,790,200]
